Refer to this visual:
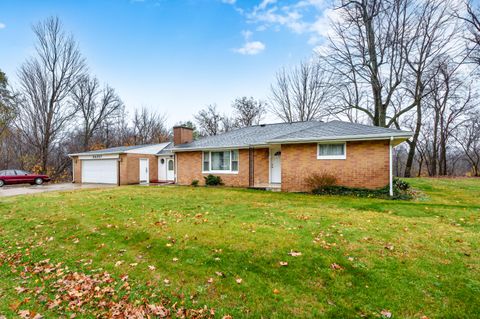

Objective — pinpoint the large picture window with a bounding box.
[317,143,346,160]
[203,150,239,173]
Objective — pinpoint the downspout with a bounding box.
[72,158,75,183]
[389,137,394,197]
[174,153,178,184]
[117,157,121,186]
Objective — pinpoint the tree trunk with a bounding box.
[83,130,90,152]
[431,112,439,176]
[439,137,447,175]
[404,104,422,177]
[41,147,48,174]
[417,156,423,177]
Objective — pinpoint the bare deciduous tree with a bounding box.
[460,1,480,64]
[16,16,85,173]
[324,0,463,177]
[326,0,409,127]
[270,61,331,123]
[455,112,480,176]
[194,104,224,136]
[401,0,463,177]
[220,115,236,133]
[427,61,475,175]
[72,75,124,151]
[232,96,266,127]
[132,107,169,144]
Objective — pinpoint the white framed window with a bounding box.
[317,142,346,160]
[203,150,239,173]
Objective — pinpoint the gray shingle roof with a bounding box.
[173,120,412,151]
[173,121,320,150]
[269,121,411,142]
[72,144,153,155]
[69,143,172,156]
[156,142,174,155]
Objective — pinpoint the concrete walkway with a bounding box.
[0,183,116,197]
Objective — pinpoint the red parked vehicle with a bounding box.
[0,170,51,187]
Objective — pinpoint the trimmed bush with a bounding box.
[191,179,199,187]
[305,172,338,192]
[204,174,222,186]
[393,178,410,191]
[312,182,412,200]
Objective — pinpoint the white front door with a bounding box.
[82,159,118,184]
[139,158,149,184]
[167,159,175,181]
[270,146,281,184]
[158,158,167,181]
[158,157,174,182]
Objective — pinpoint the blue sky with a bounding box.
[0,0,331,125]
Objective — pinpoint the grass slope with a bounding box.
[0,178,479,318]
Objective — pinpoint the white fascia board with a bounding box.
[266,133,413,144]
[69,152,120,157]
[78,154,120,160]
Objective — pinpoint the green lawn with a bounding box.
[0,178,479,318]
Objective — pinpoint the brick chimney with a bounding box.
[173,126,194,145]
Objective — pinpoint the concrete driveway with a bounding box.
[0,183,116,197]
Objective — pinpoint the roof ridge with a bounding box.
[270,121,324,140]
[223,120,322,132]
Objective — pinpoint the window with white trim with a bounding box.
[203,150,239,173]
[317,143,346,159]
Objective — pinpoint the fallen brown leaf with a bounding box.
[288,250,302,257]
[330,263,344,270]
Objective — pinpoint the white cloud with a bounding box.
[0,22,6,29]
[239,0,336,50]
[234,30,266,55]
[257,0,277,10]
[246,1,310,35]
[234,41,266,55]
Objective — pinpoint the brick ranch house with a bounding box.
[173,121,412,194]
[69,121,412,195]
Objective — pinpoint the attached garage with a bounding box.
[69,143,172,185]
[81,159,118,184]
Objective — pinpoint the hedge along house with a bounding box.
[171,121,412,195]
[69,143,174,185]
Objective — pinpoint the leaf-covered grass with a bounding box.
[0,178,479,318]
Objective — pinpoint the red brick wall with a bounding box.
[120,154,158,185]
[176,148,270,187]
[281,140,389,192]
[72,156,81,183]
[253,148,269,186]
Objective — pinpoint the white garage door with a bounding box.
[82,160,118,184]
